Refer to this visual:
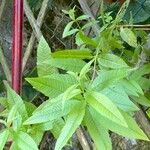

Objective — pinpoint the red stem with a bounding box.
[12,0,24,94]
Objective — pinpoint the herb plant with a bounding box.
[0,1,150,149]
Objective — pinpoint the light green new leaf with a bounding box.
[90,107,149,141]
[91,69,129,91]
[63,84,81,101]
[26,74,77,98]
[6,83,28,120]
[24,99,82,125]
[76,15,89,21]
[37,36,57,76]
[80,59,94,78]
[43,58,86,73]
[84,109,112,150]
[85,91,127,127]
[15,131,38,150]
[120,28,137,47]
[0,130,9,150]
[98,54,129,69]
[0,97,8,108]
[52,49,92,59]
[7,104,18,125]
[51,119,65,138]
[101,84,139,112]
[63,21,78,38]
[54,103,85,150]
[12,113,22,132]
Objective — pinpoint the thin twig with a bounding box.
[24,0,42,41]
[0,1,11,83]
[76,127,91,150]
[0,47,11,82]
[118,24,150,28]
[23,0,51,72]
[78,0,100,36]
[0,0,6,21]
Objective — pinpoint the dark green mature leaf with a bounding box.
[0,130,9,150]
[26,74,77,98]
[130,63,150,80]
[85,91,127,127]
[124,0,150,23]
[52,49,92,59]
[120,28,137,47]
[78,32,97,47]
[14,131,38,150]
[119,79,144,96]
[42,58,86,73]
[101,84,139,111]
[84,109,112,150]
[98,54,129,69]
[90,107,149,141]
[131,95,150,107]
[138,77,150,91]
[91,69,129,91]
[55,102,85,150]
[24,99,82,125]
[37,37,57,76]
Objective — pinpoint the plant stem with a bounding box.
[12,0,24,94]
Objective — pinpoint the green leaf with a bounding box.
[120,79,143,96]
[63,84,81,101]
[0,130,9,150]
[84,109,112,150]
[85,91,127,127]
[90,107,149,141]
[26,74,77,98]
[54,102,85,150]
[7,105,18,125]
[131,95,150,107]
[6,83,28,120]
[78,32,97,47]
[29,127,44,145]
[120,28,137,47]
[98,54,129,69]
[0,97,8,108]
[80,59,94,78]
[52,49,92,59]
[91,69,129,91]
[14,131,38,150]
[12,113,22,132]
[101,84,139,112]
[51,119,65,138]
[138,77,150,91]
[130,63,150,80]
[43,58,86,73]
[37,36,57,76]
[63,21,78,38]
[24,99,82,125]
[76,15,89,21]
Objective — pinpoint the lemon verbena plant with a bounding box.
[0,1,150,150]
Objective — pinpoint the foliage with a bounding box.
[0,1,150,150]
